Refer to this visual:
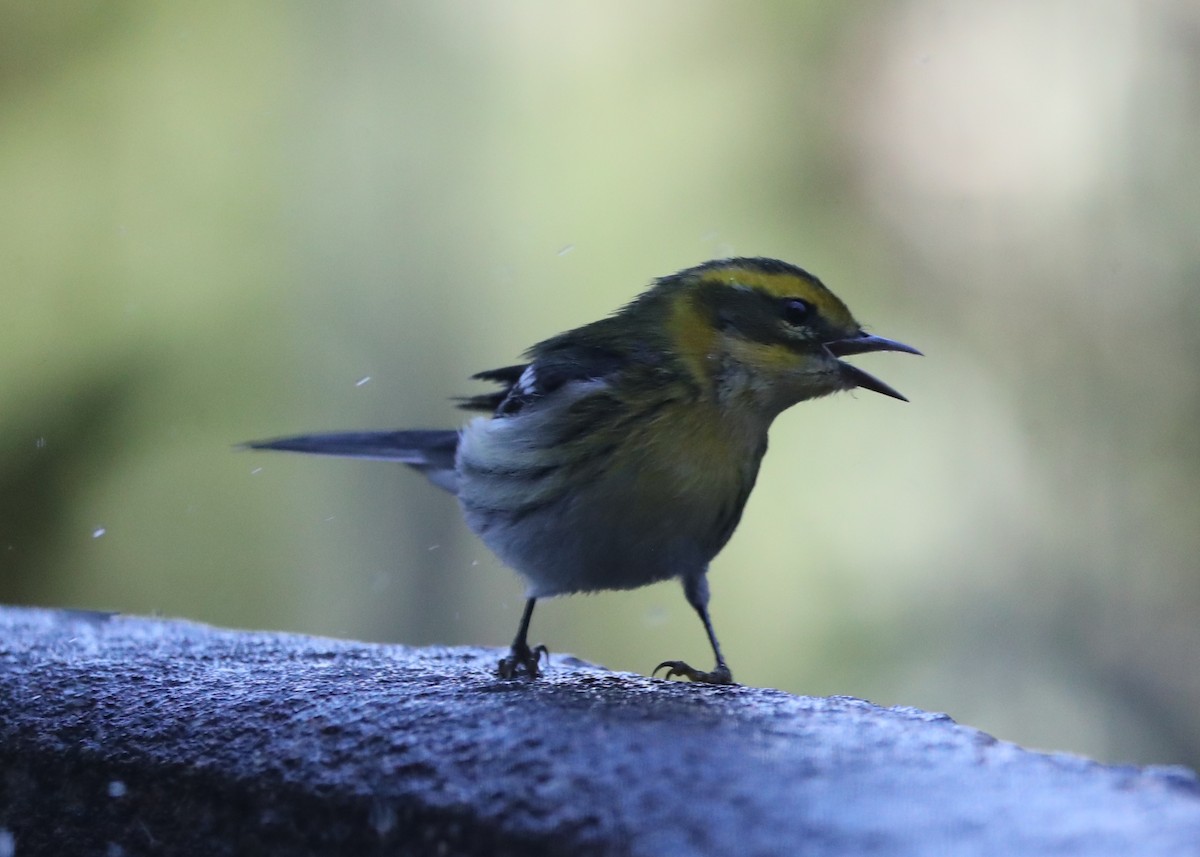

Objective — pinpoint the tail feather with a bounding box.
[240,429,460,493]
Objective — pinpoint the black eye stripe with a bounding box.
[782,298,811,326]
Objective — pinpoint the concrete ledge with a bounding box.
[1,605,1198,856]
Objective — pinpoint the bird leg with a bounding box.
[653,575,735,685]
[498,597,549,679]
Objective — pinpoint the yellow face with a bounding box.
[663,259,865,411]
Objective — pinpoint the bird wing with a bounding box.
[461,343,626,417]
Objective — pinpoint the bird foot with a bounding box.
[498,643,549,679]
[653,660,735,685]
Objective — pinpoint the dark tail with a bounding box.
[239,429,460,493]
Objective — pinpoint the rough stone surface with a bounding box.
[1,605,1198,856]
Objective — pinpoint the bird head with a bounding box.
[657,258,920,414]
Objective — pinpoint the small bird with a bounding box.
[245,258,919,684]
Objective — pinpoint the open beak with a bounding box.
[824,333,922,402]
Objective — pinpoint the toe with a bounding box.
[497,643,550,680]
[652,660,735,685]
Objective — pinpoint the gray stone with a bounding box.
[1,605,1197,856]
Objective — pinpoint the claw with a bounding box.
[498,643,549,679]
[653,660,735,685]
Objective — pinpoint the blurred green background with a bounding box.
[3,2,1199,769]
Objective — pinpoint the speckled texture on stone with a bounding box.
[1,606,1198,856]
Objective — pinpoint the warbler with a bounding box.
[245,257,919,684]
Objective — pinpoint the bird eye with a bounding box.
[782,298,811,326]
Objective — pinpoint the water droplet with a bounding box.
[369,800,396,835]
[108,780,127,798]
[0,829,14,857]
[92,527,107,539]
[643,605,669,627]
[355,376,372,387]
[556,244,575,257]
